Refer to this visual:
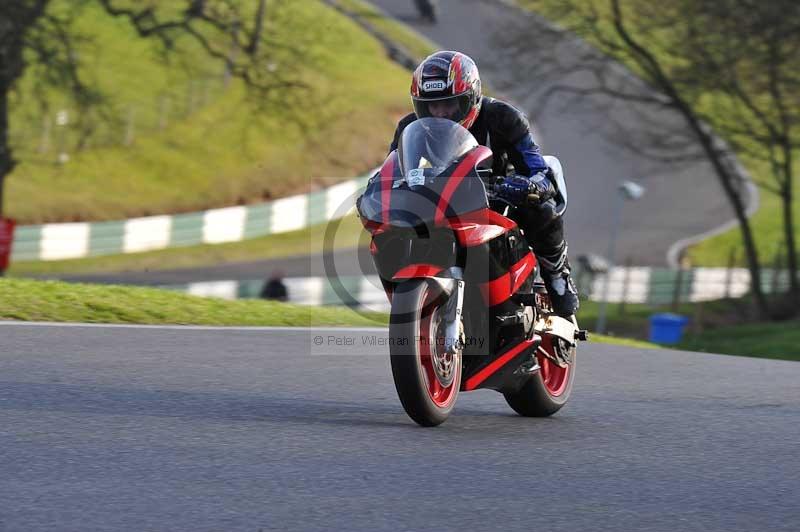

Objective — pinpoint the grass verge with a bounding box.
[588,335,659,350]
[6,279,795,362]
[577,297,799,361]
[0,278,655,352]
[0,278,387,327]
[677,321,800,362]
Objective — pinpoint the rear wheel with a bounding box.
[503,336,575,417]
[390,280,461,426]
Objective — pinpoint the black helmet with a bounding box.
[410,51,483,129]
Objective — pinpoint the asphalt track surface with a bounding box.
[2,322,799,531]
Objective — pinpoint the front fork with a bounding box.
[428,269,465,355]
[442,279,465,354]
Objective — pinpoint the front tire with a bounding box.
[503,337,575,417]
[389,280,461,426]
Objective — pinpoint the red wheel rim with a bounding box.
[536,337,571,397]
[418,286,458,408]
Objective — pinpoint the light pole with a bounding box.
[595,180,646,335]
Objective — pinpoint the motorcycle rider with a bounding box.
[389,50,579,317]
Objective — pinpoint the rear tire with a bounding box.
[504,339,575,417]
[390,280,461,427]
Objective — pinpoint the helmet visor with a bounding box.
[412,93,473,124]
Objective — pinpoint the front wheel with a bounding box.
[389,280,461,426]
[503,336,575,417]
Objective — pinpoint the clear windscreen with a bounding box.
[397,117,478,177]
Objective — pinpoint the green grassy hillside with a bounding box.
[7,0,413,224]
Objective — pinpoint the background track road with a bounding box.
[368,0,747,266]
[1,322,799,531]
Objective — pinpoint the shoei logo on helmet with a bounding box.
[422,80,447,92]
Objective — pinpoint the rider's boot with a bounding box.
[537,242,579,318]
[513,201,579,318]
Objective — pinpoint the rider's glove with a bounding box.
[527,171,556,202]
[496,171,555,205]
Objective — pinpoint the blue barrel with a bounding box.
[649,313,689,344]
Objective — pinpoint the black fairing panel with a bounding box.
[358,159,489,226]
[371,218,527,288]
[372,226,459,281]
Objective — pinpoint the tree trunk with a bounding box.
[249,0,267,55]
[781,142,799,299]
[1,0,51,218]
[733,190,768,316]
[0,87,11,218]
[689,120,769,317]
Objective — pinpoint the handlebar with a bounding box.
[486,181,541,207]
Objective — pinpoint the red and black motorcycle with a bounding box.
[357,117,587,426]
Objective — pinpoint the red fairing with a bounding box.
[448,208,517,247]
[463,337,538,391]
[392,264,444,280]
[362,219,388,236]
[434,146,493,225]
[379,152,398,224]
[479,252,537,306]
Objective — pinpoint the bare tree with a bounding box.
[0,0,308,219]
[502,0,800,317]
[679,0,800,302]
